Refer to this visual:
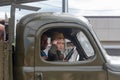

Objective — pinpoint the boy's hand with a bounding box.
[52,40,58,45]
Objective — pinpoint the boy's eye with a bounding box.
[57,42,64,45]
[57,42,61,44]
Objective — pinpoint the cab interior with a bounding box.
[41,27,95,62]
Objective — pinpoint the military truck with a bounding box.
[1,12,120,80]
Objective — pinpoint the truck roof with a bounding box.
[17,12,91,37]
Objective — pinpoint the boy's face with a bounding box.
[56,39,64,51]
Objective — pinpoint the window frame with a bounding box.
[35,22,100,65]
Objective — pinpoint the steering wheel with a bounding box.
[64,47,75,61]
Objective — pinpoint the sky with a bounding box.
[1,0,120,20]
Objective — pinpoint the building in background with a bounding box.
[86,16,120,48]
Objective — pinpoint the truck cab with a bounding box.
[14,12,120,80]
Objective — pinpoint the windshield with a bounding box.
[77,31,94,58]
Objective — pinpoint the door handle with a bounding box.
[36,73,43,80]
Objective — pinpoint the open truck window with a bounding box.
[40,28,95,63]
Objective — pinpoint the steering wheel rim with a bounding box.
[64,47,75,61]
